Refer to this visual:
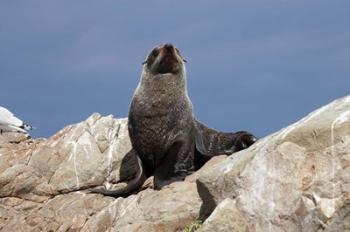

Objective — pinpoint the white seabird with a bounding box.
[0,106,33,134]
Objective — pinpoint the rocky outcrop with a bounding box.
[0,113,204,231]
[0,96,350,232]
[0,113,135,200]
[197,95,350,232]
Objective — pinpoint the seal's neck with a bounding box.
[137,67,188,97]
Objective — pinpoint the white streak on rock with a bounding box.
[329,110,350,218]
[67,141,80,189]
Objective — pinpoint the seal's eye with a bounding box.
[150,48,159,58]
[143,48,160,65]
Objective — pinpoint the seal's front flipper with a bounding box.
[194,120,257,157]
[154,140,195,189]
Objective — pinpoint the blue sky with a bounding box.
[1,0,349,138]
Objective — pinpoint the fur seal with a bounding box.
[91,44,257,196]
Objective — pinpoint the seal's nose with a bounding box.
[163,43,174,52]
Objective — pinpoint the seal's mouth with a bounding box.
[156,44,179,74]
[144,43,186,75]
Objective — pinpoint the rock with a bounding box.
[0,113,204,231]
[1,95,350,231]
[0,184,200,232]
[198,198,249,232]
[0,132,31,144]
[0,193,114,231]
[0,113,136,200]
[83,181,201,232]
[197,95,350,231]
[185,155,228,183]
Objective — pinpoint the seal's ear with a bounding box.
[142,60,147,65]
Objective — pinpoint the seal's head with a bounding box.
[143,43,186,75]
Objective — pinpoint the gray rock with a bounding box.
[1,95,350,231]
[83,181,201,232]
[0,113,203,231]
[198,198,249,232]
[197,95,350,231]
[0,113,136,199]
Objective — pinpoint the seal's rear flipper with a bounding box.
[194,120,257,157]
[89,155,146,197]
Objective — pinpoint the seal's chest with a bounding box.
[135,92,181,114]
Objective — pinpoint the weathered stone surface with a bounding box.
[1,193,113,231]
[1,95,350,232]
[198,198,249,232]
[0,113,203,231]
[185,155,227,183]
[197,95,350,231]
[0,113,135,200]
[0,181,201,232]
[83,181,201,232]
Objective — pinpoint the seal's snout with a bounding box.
[159,43,176,57]
[144,43,186,75]
[163,43,174,52]
[153,43,180,74]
